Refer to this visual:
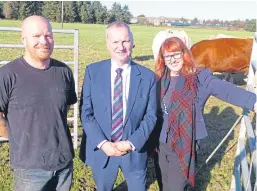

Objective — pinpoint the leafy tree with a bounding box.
[79,1,92,23]
[108,2,122,21]
[63,1,79,22]
[42,1,61,22]
[180,17,187,23]
[106,12,116,24]
[80,1,95,23]
[121,5,132,24]
[230,19,245,28]
[76,1,87,22]
[224,20,230,27]
[191,17,198,25]
[19,1,43,20]
[107,2,132,24]
[0,1,133,25]
[244,19,256,32]
[3,1,20,19]
[92,1,107,24]
[0,2,3,18]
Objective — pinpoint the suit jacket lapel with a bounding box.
[124,61,141,126]
[98,60,112,131]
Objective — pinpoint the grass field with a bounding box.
[0,19,255,191]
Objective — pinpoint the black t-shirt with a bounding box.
[0,57,77,171]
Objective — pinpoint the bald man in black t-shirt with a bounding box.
[0,15,77,191]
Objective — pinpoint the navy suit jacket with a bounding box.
[80,59,157,173]
[194,68,256,140]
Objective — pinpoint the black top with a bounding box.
[160,76,179,143]
[0,57,77,171]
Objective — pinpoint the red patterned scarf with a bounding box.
[161,68,198,186]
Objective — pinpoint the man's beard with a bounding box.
[34,46,53,61]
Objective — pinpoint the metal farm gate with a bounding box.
[0,27,79,149]
[230,32,257,191]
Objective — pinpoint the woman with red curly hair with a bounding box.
[151,37,256,191]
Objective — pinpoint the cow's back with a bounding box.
[190,38,253,73]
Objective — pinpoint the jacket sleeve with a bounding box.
[81,66,108,149]
[145,79,163,153]
[198,68,256,111]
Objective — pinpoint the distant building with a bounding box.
[132,16,197,27]
[130,17,138,24]
[153,18,161,26]
[167,21,191,27]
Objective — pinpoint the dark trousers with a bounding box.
[157,142,187,191]
[91,156,147,191]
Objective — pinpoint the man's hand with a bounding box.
[114,141,132,153]
[254,102,257,112]
[101,141,127,156]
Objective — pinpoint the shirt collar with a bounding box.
[111,59,131,73]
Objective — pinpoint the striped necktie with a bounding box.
[111,68,123,142]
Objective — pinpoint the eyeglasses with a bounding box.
[163,52,183,61]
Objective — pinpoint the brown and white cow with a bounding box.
[190,38,253,82]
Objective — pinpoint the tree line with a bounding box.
[190,17,255,31]
[0,1,255,32]
[0,1,133,24]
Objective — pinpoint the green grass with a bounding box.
[0,19,255,191]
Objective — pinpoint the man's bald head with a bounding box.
[21,15,54,66]
[21,15,52,39]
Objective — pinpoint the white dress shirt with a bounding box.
[98,60,135,150]
[111,60,131,120]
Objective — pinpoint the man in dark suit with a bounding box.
[80,21,157,191]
